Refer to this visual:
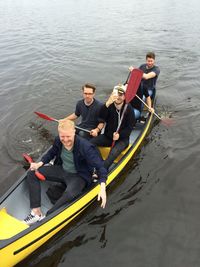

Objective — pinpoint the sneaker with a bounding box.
[139,116,146,123]
[23,211,45,225]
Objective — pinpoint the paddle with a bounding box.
[126,71,174,126]
[34,112,91,133]
[125,69,144,104]
[23,153,46,181]
[135,94,162,120]
[135,89,174,126]
[111,68,143,147]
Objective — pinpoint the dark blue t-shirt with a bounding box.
[139,64,160,90]
[75,99,103,129]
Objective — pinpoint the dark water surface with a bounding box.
[1,0,200,266]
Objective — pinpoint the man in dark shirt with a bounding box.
[129,52,160,119]
[65,83,104,139]
[129,52,160,97]
[91,86,135,170]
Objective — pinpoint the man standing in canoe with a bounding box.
[91,86,135,170]
[23,119,107,225]
[129,52,160,98]
[65,83,104,139]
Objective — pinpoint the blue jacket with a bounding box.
[41,135,107,185]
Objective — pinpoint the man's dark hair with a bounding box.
[82,83,96,92]
[146,52,155,60]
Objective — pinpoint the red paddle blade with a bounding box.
[35,171,46,181]
[23,153,46,181]
[23,153,34,163]
[125,69,143,103]
[161,118,175,126]
[34,111,57,122]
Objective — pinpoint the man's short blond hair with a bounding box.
[58,119,75,131]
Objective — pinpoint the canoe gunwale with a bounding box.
[0,107,154,266]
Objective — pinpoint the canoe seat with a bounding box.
[98,144,131,162]
[0,207,29,239]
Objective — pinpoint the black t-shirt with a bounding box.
[75,99,103,129]
[139,64,160,90]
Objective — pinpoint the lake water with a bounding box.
[1,0,200,266]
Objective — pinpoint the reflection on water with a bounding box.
[99,225,107,249]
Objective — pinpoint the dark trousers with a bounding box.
[77,130,91,140]
[91,135,129,169]
[27,165,86,214]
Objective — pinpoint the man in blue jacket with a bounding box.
[23,119,107,225]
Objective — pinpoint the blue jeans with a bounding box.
[148,89,153,97]
[148,88,156,98]
[133,108,141,120]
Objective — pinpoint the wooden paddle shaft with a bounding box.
[49,119,91,133]
[135,94,161,120]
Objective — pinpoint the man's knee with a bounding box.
[27,170,36,181]
[66,179,86,197]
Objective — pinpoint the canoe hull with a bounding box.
[0,110,154,267]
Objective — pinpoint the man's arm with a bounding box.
[105,93,118,107]
[65,113,78,121]
[98,182,106,208]
[129,66,158,80]
[146,95,152,108]
[41,137,61,164]
[84,145,108,208]
[146,96,154,114]
[90,101,106,136]
[63,101,81,121]
[29,161,44,171]
[90,122,105,137]
[142,71,156,80]
[143,65,160,80]
[97,93,117,123]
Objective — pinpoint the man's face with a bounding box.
[59,128,75,148]
[83,87,95,104]
[146,57,155,69]
[114,92,125,105]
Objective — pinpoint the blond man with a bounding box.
[23,119,107,225]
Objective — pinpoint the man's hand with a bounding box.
[129,66,134,72]
[148,107,155,114]
[90,128,99,137]
[113,132,119,141]
[98,182,107,208]
[106,93,118,107]
[30,161,43,171]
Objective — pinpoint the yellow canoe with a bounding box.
[0,110,154,267]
